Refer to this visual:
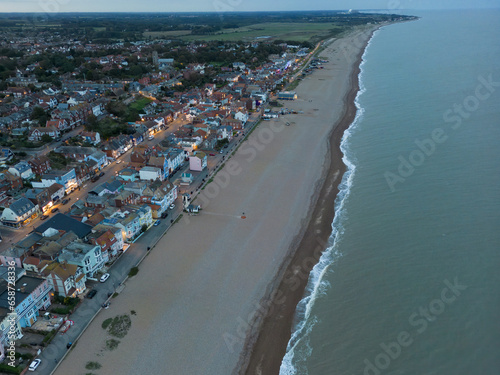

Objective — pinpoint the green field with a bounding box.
[144,30,192,38]
[129,97,152,112]
[165,22,343,42]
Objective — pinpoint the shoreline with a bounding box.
[240,27,379,375]
[53,25,381,375]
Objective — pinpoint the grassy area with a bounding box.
[0,363,22,374]
[42,329,57,345]
[144,30,192,38]
[102,318,112,330]
[85,362,102,370]
[287,80,300,91]
[181,22,343,42]
[105,339,120,351]
[105,314,132,338]
[129,96,152,112]
[128,266,139,277]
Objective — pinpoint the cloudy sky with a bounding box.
[1,0,498,13]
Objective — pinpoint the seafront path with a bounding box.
[39,35,323,374]
[35,114,263,375]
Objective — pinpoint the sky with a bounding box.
[0,0,498,13]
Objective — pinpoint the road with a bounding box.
[0,113,189,249]
[3,107,264,374]
[15,46,313,373]
[31,112,263,375]
[35,204,183,375]
[0,108,262,255]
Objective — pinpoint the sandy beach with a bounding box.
[241,27,378,375]
[55,26,377,375]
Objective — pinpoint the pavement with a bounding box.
[14,110,263,374]
[0,114,188,251]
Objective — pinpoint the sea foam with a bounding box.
[279,30,377,375]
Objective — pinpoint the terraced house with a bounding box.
[58,242,104,279]
[0,275,52,327]
[39,260,87,297]
[0,197,39,228]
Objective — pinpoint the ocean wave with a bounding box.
[278,30,377,375]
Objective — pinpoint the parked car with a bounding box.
[100,273,110,283]
[40,214,48,220]
[86,289,97,299]
[51,207,59,213]
[62,198,70,205]
[154,220,160,226]
[148,135,154,140]
[28,359,41,371]
[99,171,105,177]
[209,153,216,156]
[161,211,169,219]
[116,160,122,164]
[169,204,175,210]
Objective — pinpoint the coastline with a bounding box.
[54,26,380,375]
[240,27,379,375]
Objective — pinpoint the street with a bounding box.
[5,107,264,375]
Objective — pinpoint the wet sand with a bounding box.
[241,27,378,375]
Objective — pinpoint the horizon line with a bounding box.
[0,8,492,14]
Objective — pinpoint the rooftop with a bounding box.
[35,213,92,239]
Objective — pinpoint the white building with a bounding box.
[139,166,163,181]
[0,197,39,228]
[58,242,104,278]
[189,151,207,172]
[234,110,249,124]
[8,161,34,180]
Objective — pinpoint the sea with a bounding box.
[280,9,500,375]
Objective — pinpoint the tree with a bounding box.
[30,106,47,120]
[31,106,49,127]
[215,138,229,150]
[129,64,142,77]
[85,114,99,131]
[41,134,53,144]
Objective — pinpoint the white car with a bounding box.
[100,273,110,283]
[116,160,122,164]
[29,359,41,371]
[169,204,175,210]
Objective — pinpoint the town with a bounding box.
[0,11,413,373]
